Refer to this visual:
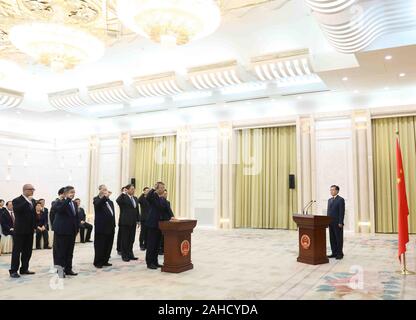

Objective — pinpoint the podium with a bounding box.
[292,214,332,265]
[159,219,197,273]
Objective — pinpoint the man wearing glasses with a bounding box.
[9,184,37,278]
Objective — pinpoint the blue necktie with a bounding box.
[70,201,76,216]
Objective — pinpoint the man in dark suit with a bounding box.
[327,185,345,260]
[145,182,170,269]
[93,185,116,268]
[159,189,175,255]
[1,201,15,236]
[52,186,80,277]
[138,187,150,251]
[50,187,65,231]
[74,198,93,243]
[35,201,51,249]
[117,186,127,255]
[116,184,140,262]
[0,199,6,214]
[38,199,49,230]
[9,184,37,278]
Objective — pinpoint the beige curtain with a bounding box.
[234,126,298,229]
[372,116,416,233]
[134,135,176,209]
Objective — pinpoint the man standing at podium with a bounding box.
[327,185,345,260]
[145,182,168,269]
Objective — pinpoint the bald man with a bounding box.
[9,184,37,278]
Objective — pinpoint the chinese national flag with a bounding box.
[396,137,409,261]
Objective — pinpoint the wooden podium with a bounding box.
[159,219,197,273]
[292,214,332,265]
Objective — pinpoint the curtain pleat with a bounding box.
[372,116,416,233]
[134,136,176,209]
[234,126,297,229]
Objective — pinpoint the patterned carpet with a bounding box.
[0,228,415,300]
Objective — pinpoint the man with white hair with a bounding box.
[93,184,116,268]
[9,184,37,278]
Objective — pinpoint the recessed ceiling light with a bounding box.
[297,96,303,100]
[385,55,393,60]
[354,90,359,94]
[342,77,348,81]
[399,73,406,77]
[16,110,21,114]
[384,86,390,90]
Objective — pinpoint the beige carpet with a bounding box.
[0,228,415,300]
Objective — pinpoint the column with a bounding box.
[176,126,192,218]
[216,122,234,229]
[87,135,100,218]
[120,132,132,188]
[297,117,314,214]
[352,110,373,233]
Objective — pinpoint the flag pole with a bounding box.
[395,131,415,275]
[397,253,415,275]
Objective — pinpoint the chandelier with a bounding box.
[116,0,221,46]
[0,0,109,71]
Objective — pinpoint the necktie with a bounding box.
[130,196,136,208]
[106,202,114,216]
[10,211,15,224]
[70,201,76,216]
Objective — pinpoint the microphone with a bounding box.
[302,200,313,215]
[305,200,316,215]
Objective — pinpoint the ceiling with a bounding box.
[1,0,416,122]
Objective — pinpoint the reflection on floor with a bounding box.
[0,228,415,300]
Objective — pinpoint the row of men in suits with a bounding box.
[1,195,92,249]
[1,199,50,249]
[7,181,175,277]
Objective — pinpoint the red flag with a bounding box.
[396,137,409,260]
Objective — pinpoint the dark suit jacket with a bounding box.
[42,208,49,230]
[160,199,174,221]
[12,195,36,235]
[116,193,140,227]
[78,208,87,222]
[52,198,80,235]
[93,196,116,235]
[327,195,345,225]
[138,194,150,222]
[145,189,168,229]
[35,211,48,228]
[0,210,14,236]
[49,199,60,230]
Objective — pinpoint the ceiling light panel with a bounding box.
[133,72,184,97]
[0,87,24,110]
[188,60,243,90]
[88,81,135,105]
[251,49,313,82]
[48,89,88,111]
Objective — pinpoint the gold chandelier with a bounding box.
[116,0,222,46]
[0,0,112,71]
